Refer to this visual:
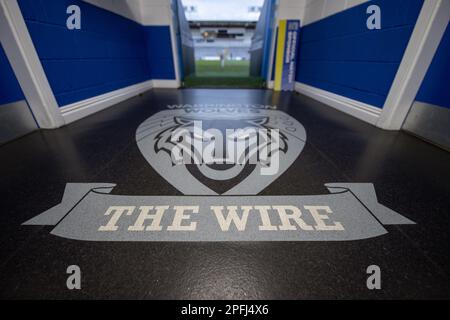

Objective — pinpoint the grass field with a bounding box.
[183,60,265,88]
[195,60,250,77]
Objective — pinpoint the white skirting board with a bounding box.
[60,79,179,124]
[151,79,180,88]
[294,82,382,125]
[60,80,153,124]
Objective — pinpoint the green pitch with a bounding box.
[183,60,265,88]
[195,60,250,77]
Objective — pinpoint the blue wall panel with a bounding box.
[415,22,450,109]
[0,44,25,105]
[296,0,424,108]
[18,0,152,107]
[145,26,176,80]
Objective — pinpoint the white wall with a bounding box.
[275,0,369,26]
[276,0,307,21]
[140,0,173,25]
[83,0,142,23]
[302,0,369,25]
[83,0,173,26]
[83,0,371,28]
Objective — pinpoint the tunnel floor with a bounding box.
[0,89,449,299]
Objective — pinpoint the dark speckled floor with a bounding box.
[0,89,449,299]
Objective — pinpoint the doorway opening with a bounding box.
[174,0,275,88]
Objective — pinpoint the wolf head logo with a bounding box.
[136,107,306,195]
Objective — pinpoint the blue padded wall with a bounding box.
[0,44,25,105]
[415,22,450,109]
[145,26,176,80]
[18,0,152,107]
[296,0,424,108]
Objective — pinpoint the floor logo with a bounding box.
[136,106,305,195]
[23,105,415,241]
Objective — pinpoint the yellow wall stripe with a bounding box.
[274,20,287,91]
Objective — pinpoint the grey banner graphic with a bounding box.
[23,183,414,242]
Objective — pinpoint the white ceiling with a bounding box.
[181,0,265,22]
